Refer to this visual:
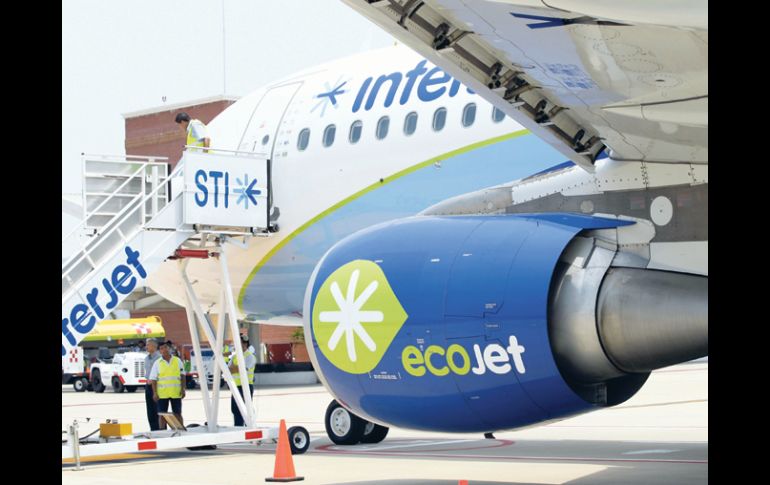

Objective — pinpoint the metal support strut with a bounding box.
[178,235,256,429]
[68,420,83,471]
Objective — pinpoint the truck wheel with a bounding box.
[287,426,310,454]
[360,422,389,444]
[126,386,138,393]
[186,379,197,390]
[112,377,125,393]
[91,370,105,393]
[73,378,87,392]
[324,400,366,445]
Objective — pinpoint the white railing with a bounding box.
[61,160,185,300]
[62,155,169,251]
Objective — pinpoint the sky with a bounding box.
[62,0,394,199]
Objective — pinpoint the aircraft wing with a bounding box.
[342,0,707,171]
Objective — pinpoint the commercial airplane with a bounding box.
[146,1,707,446]
[148,43,565,324]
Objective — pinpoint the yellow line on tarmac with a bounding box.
[62,453,159,464]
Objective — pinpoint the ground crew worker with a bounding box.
[165,339,178,357]
[149,341,186,430]
[229,334,257,426]
[174,112,210,152]
[143,338,161,431]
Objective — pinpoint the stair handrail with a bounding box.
[61,161,186,299]
[62,157,169,246]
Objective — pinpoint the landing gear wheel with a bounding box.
[112,377,125,393]
[324,400,366,445]
[287,426,310,454]
[91,370,105,393]
[360,422,389,444]
[73,378,87,392]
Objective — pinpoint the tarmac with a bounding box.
[62,360,707,484]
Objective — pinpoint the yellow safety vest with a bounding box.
[156,356,183,399]
[232,350,255,386]
[186,119,206,151]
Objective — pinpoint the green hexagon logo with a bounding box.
[312,259,408,374]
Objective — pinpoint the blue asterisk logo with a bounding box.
[233,174,261,209]
[312,76,348,117]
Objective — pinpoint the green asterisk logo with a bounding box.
[312,260,408,374]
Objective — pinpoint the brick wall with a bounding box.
[124,98,237,170]
[261,325,300,344]
[261,325,309,363]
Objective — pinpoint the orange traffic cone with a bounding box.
[459,481,469,485]
[265,419,304,482]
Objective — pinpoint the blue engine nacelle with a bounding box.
[303,214,648,432]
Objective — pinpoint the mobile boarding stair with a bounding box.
[62,149,309,466]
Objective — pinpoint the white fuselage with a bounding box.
[147,45,537,321]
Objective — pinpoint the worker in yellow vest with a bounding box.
[149,341,187,430]
[228,334,257,426]
[174,112,210,153]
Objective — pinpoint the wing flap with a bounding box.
[344,0,707,167]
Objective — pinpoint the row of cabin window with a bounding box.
[297,105,508,151]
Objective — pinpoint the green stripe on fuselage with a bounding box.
[237,129,531,311]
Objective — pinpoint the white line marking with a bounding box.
[356,439,471,451]
[623,449,677,455]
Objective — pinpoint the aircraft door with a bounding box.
[237,81,303,159]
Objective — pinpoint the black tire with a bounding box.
[324,400,366,445]
[91,370,105,393]
[112,377,125,393]
[186,378,197,390]
[126,386,138,393]
[360,422,389,444]
[73,378,87,393]
[287,426,310,454]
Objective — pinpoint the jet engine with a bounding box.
[303,214,707,432]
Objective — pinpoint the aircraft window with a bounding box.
[432,107,447,132]
[349,120,362,144]
[376,116,390,140]
[261,134,270,146]
[403,111,418,136]
[297,128,310,151]
[492,107,506,123]
[323,124,336,148]
[462,103,477,127]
